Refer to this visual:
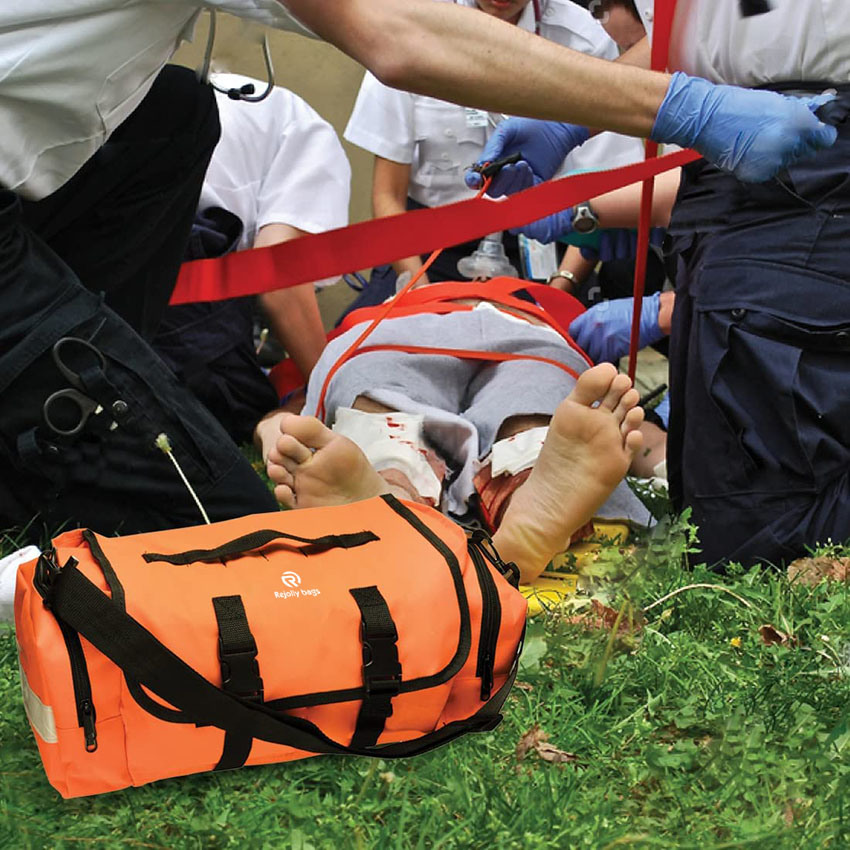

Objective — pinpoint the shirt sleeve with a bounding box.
[205,0,318,37]
[254,92,351,235]
[343,72,416,164]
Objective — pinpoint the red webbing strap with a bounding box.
[628,0,679,381]
[337,279,589,358]
[170,149,698,306]
[333,345,582,381]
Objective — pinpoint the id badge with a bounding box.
[465,108,489,128]
[518,234,558,281]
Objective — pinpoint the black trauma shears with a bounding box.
[43,338,117,437]
[469,151,523,180]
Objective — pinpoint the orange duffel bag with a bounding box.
[15,494,526,798]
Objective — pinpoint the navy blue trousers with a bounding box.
[667,96,850,566]
[0,66,277,536]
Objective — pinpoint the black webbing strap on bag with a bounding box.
[142,529,379,564]
[212,595,263,770]
[349,586,402,748]
[38,558,515,759]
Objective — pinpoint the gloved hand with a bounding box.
[579,227,666,263]
[510,208,573,244]
[465,119,590,195]
[651,72,838,182]
[569,291,665,364]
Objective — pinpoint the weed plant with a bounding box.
[1,516,848,849]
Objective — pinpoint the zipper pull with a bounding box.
[80,699,98,752]
[480,656,494,701]
[471,531,520,587]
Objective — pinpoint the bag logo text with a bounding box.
[275,570,320,600]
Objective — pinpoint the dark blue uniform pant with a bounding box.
[0,66,277,536]
[667,95,850,566]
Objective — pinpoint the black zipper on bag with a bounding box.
[468,536,502,701]
[34,552,98,752]
[60,625,98,753]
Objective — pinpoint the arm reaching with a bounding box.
[569,291,674,364]
[281,0,836,182]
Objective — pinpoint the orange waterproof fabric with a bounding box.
[16,496,526,798]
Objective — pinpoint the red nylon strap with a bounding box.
[170,149,698,306]
[343,344,582,382]
[628,0,679,381]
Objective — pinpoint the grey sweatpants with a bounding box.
[304,303,649,526]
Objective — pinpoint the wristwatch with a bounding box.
[546,269,578,290]
[572,202,600,235]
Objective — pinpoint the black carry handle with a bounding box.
[143,529,380,564]
[44,562,514,758]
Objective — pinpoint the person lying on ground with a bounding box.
[255,282,663,581]
[265,363,644,585]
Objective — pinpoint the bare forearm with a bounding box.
[591,169,681,228]
[282,0,669,136]
[260,284,326,380]
[254,224,328,379]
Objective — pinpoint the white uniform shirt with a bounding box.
[0,1,313,201]
[344,0,645,209]
[635,0,850,85]
[202,74,351,286]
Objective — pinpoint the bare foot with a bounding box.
[492,363,644,584]
[267,413,389,509]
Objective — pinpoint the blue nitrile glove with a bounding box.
[511,207,573,244]
[465,119,590,195]
[579,227,666,263]
[651,72,838,183]
[568,291,664,364]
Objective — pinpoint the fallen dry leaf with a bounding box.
[513,681,534,692]
[515,725,579,765]
[516,725,547,761]
[759,624,799,647]
[535,741,580,764]
[787,556,850,586]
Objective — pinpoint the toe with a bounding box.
[274,483,296,509]
[274,433,313,466]
[600,373,633,412]
[568,363,618,407]
[612,387,640,424]
[621,406,645,437]
[625,428,644,457]
[279,413,336,451]
[267,461,294,489]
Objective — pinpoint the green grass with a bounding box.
[1,516,849,849]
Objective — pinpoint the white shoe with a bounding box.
[0,545,41,624]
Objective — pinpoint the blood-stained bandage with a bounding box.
[490,426,548,477]
[473,427,548,532]
[332,407,443,505]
